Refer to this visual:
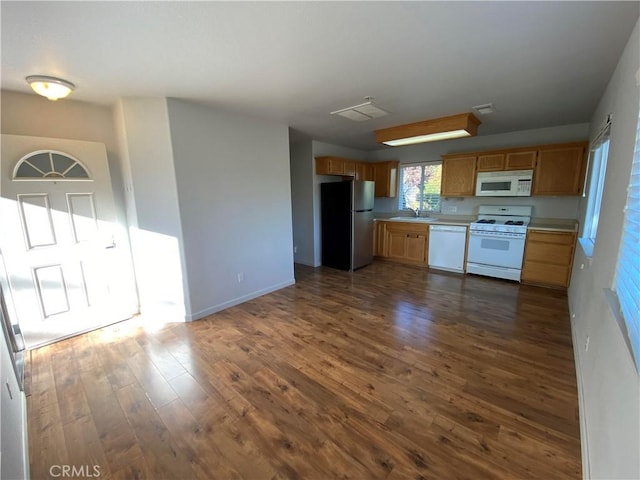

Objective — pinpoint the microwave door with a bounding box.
[477,180,514,196]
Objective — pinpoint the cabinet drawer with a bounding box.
[385,223,430,235]
[521,262,570,287]
[527,230,575,245]
[525,242,573,265]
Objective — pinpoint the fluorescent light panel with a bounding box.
[382,130,471,146]
[331,101,388,122]
[375,112,481,146]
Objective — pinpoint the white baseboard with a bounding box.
[294,259,315,267]
[187,278,296,322]
[570,308,591,479]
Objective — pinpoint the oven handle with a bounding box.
[469,231,526,240]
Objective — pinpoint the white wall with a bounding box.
[290,139,315,266]
[114,98,190,321]
[568,19,639,480]
[166,98,294,319]
[370,123,590,218]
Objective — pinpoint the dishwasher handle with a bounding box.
[429,225,467,233]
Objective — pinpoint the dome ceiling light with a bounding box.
[25,75,75,101]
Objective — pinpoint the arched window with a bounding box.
[13,150,91,180]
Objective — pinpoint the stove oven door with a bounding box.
[467,231,526,269]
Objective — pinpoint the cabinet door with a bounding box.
[386,230,407,259]
[533,145,586,195]
[405,234,427,264]
[477,154,505,171]
[315,156,344,175]
[356,162,374,181]
[505,151,536,170]
[374,222,387,256]
[441,156,477,196]
[374,161,399,198]
[343,160,356,176]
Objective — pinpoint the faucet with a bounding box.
[407,207,420,217]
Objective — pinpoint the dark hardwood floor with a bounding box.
[26,262,581,479]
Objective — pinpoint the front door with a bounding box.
[1,134,137,348]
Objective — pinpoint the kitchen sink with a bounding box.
[387,216,437,222]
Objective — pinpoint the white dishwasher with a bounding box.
[428,225,467,273]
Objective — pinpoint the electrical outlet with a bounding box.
[585,336,590,352]
[294,246,297,253]
[237,272,244,283]
[445,205,457,213]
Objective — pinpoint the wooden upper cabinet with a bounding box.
[505,150,536,170]
[316,157,376,180]
[441,155,477,196]
[477,150,536,171]
[477,154,505,172]
[374,161,399,198]
[343,160,356,176]
[316,156,344,175]
[356,162,374,181]
[533,143,587,196]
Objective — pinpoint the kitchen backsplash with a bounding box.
[374,195,581,219]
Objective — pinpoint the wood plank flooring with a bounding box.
[26,262,581,479]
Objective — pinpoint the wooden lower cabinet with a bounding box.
[374,221,387,256]
[521,229,577,288]
[376,221,429,266]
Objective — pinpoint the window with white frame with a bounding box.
[611,108,640,372]
[581,120,611,254]
[398,161,442,213]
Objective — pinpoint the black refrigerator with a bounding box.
[321,180,375,271]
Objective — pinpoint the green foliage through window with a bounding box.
[398,162,442,212]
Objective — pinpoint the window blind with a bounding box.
[612,109,640,371]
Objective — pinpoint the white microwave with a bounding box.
[475,170,533,197]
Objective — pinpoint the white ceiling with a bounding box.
[2,1,638,150]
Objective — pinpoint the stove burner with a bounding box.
[476,219,496,224]
[505,220,524,225]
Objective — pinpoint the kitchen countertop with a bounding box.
[375,215,473,226]
[528,218,578,232]
[376,215,578,232]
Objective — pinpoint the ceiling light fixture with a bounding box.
[375,112,481,147]
[26,75,75,101]
[331,97,388,122]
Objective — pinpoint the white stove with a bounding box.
[467,206,532,281]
